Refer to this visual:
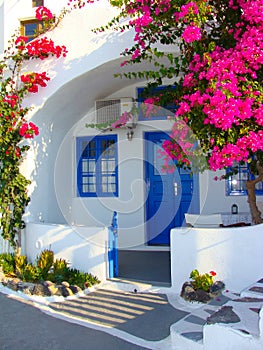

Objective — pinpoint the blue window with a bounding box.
[226,163,263,195]
[20,20,43,42]
[77,135,118,197]
[137,85,177,121]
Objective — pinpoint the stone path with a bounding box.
[171,278,263,347]
[1,278,263,349]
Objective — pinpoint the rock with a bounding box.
[61,286,74,297]
[54,286,64,296]
[33,283,52,297]
[0,270,5,282]
[210,281,225,295]
[47,284,59,296]
[43,280,55,287]
[6,278,20,291]
[61,281,70,288]
[181,282,212,303]
[180,282,197,301]
[206,306,241,324]
[17,282,35,295]
[195,289,211,303]
[69,285,82,294]
[0,276,8,285]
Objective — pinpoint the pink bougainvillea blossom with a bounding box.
[111,111,133,128]
[181,25,201,43]
[141,96,161,118]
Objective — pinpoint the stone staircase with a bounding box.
[170,279,263,350]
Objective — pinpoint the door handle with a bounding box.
[146,178,150,192]
[174,182,181,196]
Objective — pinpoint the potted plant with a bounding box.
[181,269,225,303]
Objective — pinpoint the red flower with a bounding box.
[15,36,28,50]
[19,122,39,139]
[35,6,54,21]
[26,38,67,59]
[210,271,217,276]
[21,72,50,93]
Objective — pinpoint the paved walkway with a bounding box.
[0,291,147,350]
[0,278,263,349]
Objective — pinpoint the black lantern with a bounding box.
[231,204,238,215]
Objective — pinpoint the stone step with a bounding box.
[240,278,263,299]
[171,282,263,350]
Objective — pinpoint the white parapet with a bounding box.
[170,223,263,294]
[23,222,109,282]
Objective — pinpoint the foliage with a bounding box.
[37,249,54,280]
[0,253,15,275]
[68,268,100,289]
[94,0,263,223]
[0,250,100,289]
[21,264,40,282]
[14,254,27,277]
[50,258,70,284]
[190,269,216,292]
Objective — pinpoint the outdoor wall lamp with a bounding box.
[127,129,134,141]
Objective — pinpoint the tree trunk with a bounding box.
[15,229,22,256]
[246,165,263,225]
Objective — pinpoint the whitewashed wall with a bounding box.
[1,0,260,252]
[170,224,263,294]
[23,222,109,281]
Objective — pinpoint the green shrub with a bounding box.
[84,273,100,288]
[0,249,100,290]
[0,253,15,275]
[37,249,54,280]
[14,255,27,278]
[22,264,39,282]
[52,258,70,284]
[68,268,100,289]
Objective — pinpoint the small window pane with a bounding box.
[32,0,44,7]
[82,160,88,173]
[25,23,38,36]
[88,160,96,173]
[108,160,115,172]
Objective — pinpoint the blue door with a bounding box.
[145,131,194,245]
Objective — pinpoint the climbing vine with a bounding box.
[0,3,89,247]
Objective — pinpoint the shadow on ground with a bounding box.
[49,289,188,341]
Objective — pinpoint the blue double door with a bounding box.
[145,131,194,245]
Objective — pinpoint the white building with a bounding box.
[0,0,260,270]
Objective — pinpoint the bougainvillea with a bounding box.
[0,6,69,247]
[93,0,263,224]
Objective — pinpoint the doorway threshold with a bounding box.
[118,250,171,286]
[104,278,171,293]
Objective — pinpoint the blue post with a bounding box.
[108,211,118,278]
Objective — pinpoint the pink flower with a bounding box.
[182,25,201,43]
